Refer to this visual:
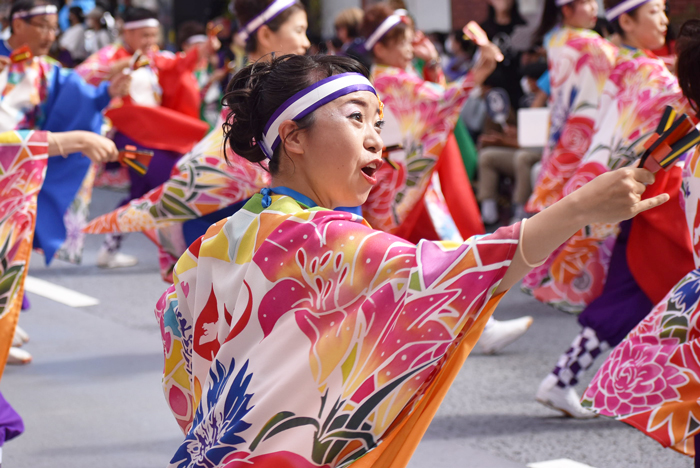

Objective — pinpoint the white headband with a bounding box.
[364,12,407,50]
[555,0,576,6]
[12,5,57,20]
[606,0,651,20]
[238,0,297,42]
[185,34,208,46]
[123,18,160,30]
[260,72,377,159]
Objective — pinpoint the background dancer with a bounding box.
[582,19,700,465]
[156,52,670,468]
[526,0,617,213]
[0,130,119,375]
[1,0,129,364]
[361,3,533,353]
[75,6,217,269]
[535,0,695,418]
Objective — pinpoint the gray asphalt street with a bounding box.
[0,187,691,468]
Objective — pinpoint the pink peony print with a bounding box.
[587,336,687,417]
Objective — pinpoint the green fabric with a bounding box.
[454,116,478,180]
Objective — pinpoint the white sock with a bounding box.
[481,199,498,224]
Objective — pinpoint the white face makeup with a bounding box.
[276,90,385,209]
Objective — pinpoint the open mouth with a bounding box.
[361,160,382,178]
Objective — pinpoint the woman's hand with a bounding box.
[412,30,439,62]
[48,131,119,164]
[570,166,669,225]
[495,165,669,294]
[471,43,503,86]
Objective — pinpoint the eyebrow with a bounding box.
[345,98,381,115]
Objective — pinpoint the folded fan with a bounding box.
[118,145,154,175]
[639,106,700,173]
[10,45,32,63]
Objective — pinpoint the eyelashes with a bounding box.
[348,112,385,131]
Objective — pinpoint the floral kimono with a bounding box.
[0,41,111,264]
[523,47,694,313]
[84,127,270,280]
[526,26,616,213]
[156,192,519,467]
[0,130,49,378]
[365,65,483,241]
[582,147,700,458]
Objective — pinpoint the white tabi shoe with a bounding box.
[476,316,533,355]
[7,347,32,365]
[96,249,138,269]
[536,374,597,419]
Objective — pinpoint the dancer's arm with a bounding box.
[47,131,119,164]
[496,166,668,293]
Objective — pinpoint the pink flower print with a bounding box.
[588,336,687,416]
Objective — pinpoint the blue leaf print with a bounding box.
[170,358,255,468]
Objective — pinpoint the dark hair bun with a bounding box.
[222,54,369,171]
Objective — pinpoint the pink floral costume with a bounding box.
[523,47,693,313]
[0,130,49,378]
[582,146,700,457]
[526,26,616,213]
[155,192,519,467]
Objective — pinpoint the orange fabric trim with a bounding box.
[0,226,34,381]
[349,292,505,468]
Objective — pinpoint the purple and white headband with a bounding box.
[364,10,408,50]
[238,0,297,42]
[554,0,575,6]
[259,72,378,159]
[12,5,57,20]
[123,18,160,30]
[606,0,651,20]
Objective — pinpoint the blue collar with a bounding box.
[269,186,318,208]
[260,186,362,216]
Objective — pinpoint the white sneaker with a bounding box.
[477,316,533,355]
[96,249,138,269]
[481,199,499,225]
[7,347,32,365]
[13,325,29,347]
[536,374,597,419]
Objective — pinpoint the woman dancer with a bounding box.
[534,0,695,418]
[359,3,489,241]
[582,20,700,464]
[361,4,532,352]
[0,130,118,374]
[83,0,310,281]
[75,6,216,268]
[526,0,617,213]
[156,53,668,468]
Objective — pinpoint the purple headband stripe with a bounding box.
[260,73,377,159]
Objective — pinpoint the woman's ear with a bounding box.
[372,42,387,64]
[618,12,635,36]
[256,24,274,50]
[279,120,305,157]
